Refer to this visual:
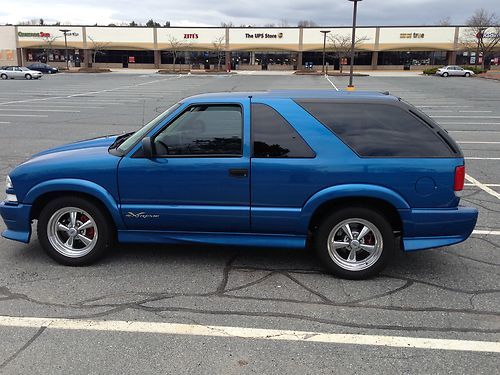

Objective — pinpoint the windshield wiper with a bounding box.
[108,132,134,150]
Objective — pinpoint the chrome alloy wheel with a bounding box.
[47,207,98,258]
[327,218,383,272]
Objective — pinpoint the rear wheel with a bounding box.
[37,197,113,266]
[314,207,395,279]
[25,74,32,80]
[442,72,449,77]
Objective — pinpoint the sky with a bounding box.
[1,0,498,26]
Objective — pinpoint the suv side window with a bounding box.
[154,104,242,156]
[296,101,455,157]
[251,103,315,158]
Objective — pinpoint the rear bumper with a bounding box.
[399,206,478,251]
[0,201,32,243]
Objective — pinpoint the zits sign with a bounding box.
[18,31,52,38]
[184,33,199,39]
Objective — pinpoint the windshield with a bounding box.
[20,67,29,71]
[116,102,182,154]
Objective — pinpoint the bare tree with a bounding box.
[278,19,289,27]
[166,35,187,72]
[461,9,500,68]
[327,33,369,73]
[212,35,226,71]
[87,36,110,64]
[436,16,451,26]
[19,19,42,25]
[297,20,317,27]
[220,21,234,27]
[40,35,60,63]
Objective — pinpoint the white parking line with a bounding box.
[325,75,339,91]
[0,315,498,353]
[417,106,472,108]
[465,183,500,187]
[442,123,500,125]
[466,157,500,160]
[472,230,500,236]
[0,121,11,124]
[459,141,500,144]
[0,109,80,113]
[431,116,500,119]
[0,114,48,117]
[465,174,500,200]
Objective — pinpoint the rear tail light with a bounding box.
[454,165,465,191]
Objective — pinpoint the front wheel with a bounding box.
[0,74,7,80]
[314,207,395,279]
[37,197,113,266]
[442,72,449,77]
[464,72,471,77]
[25,74,32,80]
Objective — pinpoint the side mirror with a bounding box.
[141,137,154,158]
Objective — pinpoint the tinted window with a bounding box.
[154,105,242,156]
[252,103,315,158]
[296,101,454,157]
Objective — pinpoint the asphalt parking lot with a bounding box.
[0,72,499,374]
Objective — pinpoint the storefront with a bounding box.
[1,24,498,70]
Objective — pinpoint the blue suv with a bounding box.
[0,91,478,279]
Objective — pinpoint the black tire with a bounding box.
[464,72,471,77]
[37,196,113,266]
[442,72,449,77]
[47,70,52,74]
[313,207,395,279]
[25,74,32,80]
[0,74,7,80]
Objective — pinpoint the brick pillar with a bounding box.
[447,51,456,65]
[297,52,303,70]
[371,51,378,70]
[225,51,231,71]
[154,50,160,68]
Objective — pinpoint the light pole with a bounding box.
[59,29,71,70]
[320,30,330,73]
[347,0,362,89]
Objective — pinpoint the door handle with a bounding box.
[229,168,248,178]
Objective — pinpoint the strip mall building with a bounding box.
[0,25,499,70]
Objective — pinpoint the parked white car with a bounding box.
[436,66,474,77]
[0,66,43,80]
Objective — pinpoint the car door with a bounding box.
[117,100,251,232]
[250,100,318,234]
[12,67,23,78]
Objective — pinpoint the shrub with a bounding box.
[422,67,439,75]
[462,66,486,74]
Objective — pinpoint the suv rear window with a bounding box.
[295,101,456,157]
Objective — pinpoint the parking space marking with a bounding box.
[466,174,500,200]
[431,116,500,119]
[325,75,339,91]
[0,109,80,113]
[417,106,472,108]
[0,315,499,353]
[459,141,500,144]
[442,123,500,126]
[466,157,500,160]
[0,121,11,124]
[465,183,500,187]
[472,230,500,236]
[0,114,48,117]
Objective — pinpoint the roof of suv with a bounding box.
[187,90,399,102]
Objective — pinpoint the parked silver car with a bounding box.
[0,66,43,80]
[436,65,474,77]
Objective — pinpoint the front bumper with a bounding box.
[399,206,478,251]
[0,201,32,243]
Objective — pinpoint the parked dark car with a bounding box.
[0,90,478,279]
[27,63,59,74]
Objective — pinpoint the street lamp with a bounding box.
[320,30,330,74]
[347,0,362,89]
[59,29,71,70]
